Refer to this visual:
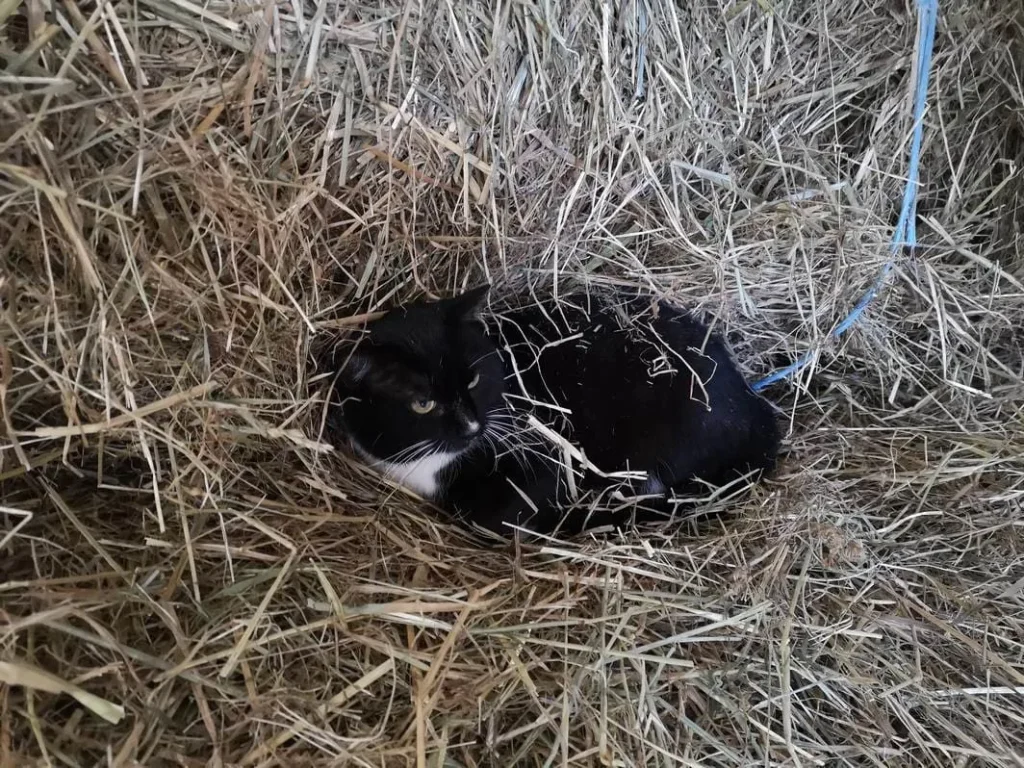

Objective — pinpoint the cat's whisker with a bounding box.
[486,436,546,466]
[478,431,505,474]
[409,442,444,464]
[485,435,530,477]
[385,444,422,463]
[485,420,546,453]
[482,420,519,441]
[383,439,432,464]
[483,424,550,478]
[482,410,524,432]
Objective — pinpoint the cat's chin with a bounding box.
[349,435,480,470]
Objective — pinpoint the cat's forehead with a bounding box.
[372,299,438,330]
[368,312,446,353]
[368,306,485,358]
[360,323,478,394]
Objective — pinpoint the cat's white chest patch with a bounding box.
[378,451,459,498]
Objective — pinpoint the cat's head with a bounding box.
[324,285,505,461]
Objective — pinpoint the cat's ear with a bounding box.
[340,350,371,384]
[320,341,372,386]
[445,284,490,323]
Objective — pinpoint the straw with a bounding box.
[2,0,1024,764]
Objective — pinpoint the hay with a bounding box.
[2,0,1024,764]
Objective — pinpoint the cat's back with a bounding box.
[491,290,731,397]
[491,289,778,491]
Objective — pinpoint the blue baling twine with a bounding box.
[751,0,939,393]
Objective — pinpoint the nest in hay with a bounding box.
[1,0,1024,765]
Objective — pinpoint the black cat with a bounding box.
[319,285,779,537]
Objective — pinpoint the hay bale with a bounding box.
[2,0,1023,765]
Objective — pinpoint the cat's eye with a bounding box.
[467,372,480,390]
[410,399,436,414]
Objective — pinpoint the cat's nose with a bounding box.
[460,416,481,437]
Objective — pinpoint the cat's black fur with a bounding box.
[321,286,780,537]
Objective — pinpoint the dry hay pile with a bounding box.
[2,0,1024,765]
